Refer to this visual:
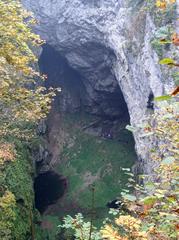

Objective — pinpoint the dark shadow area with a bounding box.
[147,92,154,110]
[107,199,122,209]
[36,44,137,222]
[34,171,66,213]
[39,44,130,122]
[39,44,87,113]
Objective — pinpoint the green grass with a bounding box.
[52,113,137,226]
[40,215,60,240]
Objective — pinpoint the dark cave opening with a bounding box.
[35,44,136,216]
[34,171,66,213]
[147,92,154,110]
[39,44,87,113]
[39,44,130,123]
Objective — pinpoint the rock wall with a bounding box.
[23,0,176,174]
[39,44,129,118]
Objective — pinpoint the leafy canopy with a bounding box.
[0,0,55,139]
[0,1,55,239]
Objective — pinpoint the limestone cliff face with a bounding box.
[23,0,175,174]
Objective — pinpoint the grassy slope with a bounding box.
[45,112,137,230]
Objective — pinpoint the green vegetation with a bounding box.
[0,0,54,239]
[41,215,60,240]
[51,113,137,224]
[7,147,33,239]
[0,140,46,236]
[40,111,136,239]
[0,0,178,239]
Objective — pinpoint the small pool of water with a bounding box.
[34,171,66,213]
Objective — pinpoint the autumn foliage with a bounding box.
[0,0,55,239]
[155,0,176,9]
[0,0,56,140]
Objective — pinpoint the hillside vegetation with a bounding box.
[0,0,54,239]
[0,0,178,240]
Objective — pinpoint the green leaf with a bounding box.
[128,178,135,183]
[142,196,157,205]
[124,172,134,176]
[109,209,119,216]
[121,168,131,171]
[159,40,172,44]
[145,182,156,191]
[159,58,175,65]
[122,193,137,201]
[154,193,164,198]
[155,26,170,39]
[161,156,175,165]
[138,174,147,179]
[141,223,155,232]
[126,125,137,133]
[154,95,172,101]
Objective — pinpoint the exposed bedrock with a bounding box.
[23,0,175,174]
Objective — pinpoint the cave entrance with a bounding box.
[36,44,136,223]
[34,171,66,213]
[39,44,130,126]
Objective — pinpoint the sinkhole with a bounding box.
[34,43,136,220]
[34,171,67,213]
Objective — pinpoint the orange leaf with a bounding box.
[156,0,167,9]
[171,33,179,46]
[170,86,179,96]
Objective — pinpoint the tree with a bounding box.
[0,0,56,140]
[0,0,55,239]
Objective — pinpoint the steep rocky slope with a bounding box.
[23,0,175,173]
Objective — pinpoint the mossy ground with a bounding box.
[44,112,137,234]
